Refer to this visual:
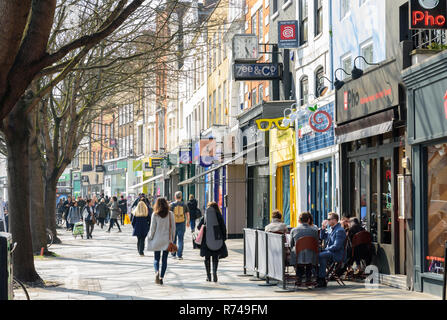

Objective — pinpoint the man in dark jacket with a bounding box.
[96,198,108,229]
[187,195,200,232]
[118,195,128,225]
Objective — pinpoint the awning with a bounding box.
[128,174,164,189]
[335,108,395,144]
[178,146,257,186]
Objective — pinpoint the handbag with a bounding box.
[167,212,178,253]
[194,225,205,245]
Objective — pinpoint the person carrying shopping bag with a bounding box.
[197,202,228,282]
[131,200,150,256]
[146,197,176,285]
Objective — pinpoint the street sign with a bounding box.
[161,159,169,169]
[233,63,282,81]
[150,158,162,168]
[410,0,447,29]
[278,20,299,48]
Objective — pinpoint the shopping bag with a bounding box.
[124,214,130,225]
[194,225,205,245]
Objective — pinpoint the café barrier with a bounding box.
[242,229,291,290]
[243,228,257,275]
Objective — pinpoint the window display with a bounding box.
[426,143,447,274]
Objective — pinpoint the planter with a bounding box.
[411,48,446,65]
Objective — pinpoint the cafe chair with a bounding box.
[325,239,348,286]
[350,230,373,279]
[295,236,319,287]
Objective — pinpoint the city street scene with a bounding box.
[1,0,447,304]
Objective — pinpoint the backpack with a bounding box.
[172,202,185,223]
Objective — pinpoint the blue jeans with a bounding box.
[190,218,196,232]
[318,250,335,278]
[173,222,186,258]
[154,250,169,278]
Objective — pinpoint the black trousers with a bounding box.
[86,221,94,239]
[205,255,219,274]
[98,217,105,228]
[137,236,146,255]
[108,218,121,231]
[296,265,313,282]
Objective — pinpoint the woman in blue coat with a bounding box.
[131,200,150,256]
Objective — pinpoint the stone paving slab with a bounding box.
[16,223,439,300]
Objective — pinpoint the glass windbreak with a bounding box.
[360,160,367,228]
[426,144,447,275]
[349,162,357,217]
[381,157,392,244]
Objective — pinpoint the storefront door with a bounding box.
[307,160,333,227]
[275,163,295,227]
[248,166,269,229]
[348,147,397,274]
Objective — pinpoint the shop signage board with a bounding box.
[335,59,400,125]
[233,63,282,81]
[278,20,299,48]
[150,158,162,168]
[200,139,216,167]
[179,149,192,164]
[410,0,447,29]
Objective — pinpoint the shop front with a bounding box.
[296,97,338,227]
[336,59,408,276]
[270,127,297,228]
[403,50,447,297]
[104,158,127,197]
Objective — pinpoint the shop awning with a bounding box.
[128,174,164,189]
[335,109,395,144]
[178,146,257,186]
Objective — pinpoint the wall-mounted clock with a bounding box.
[232,34,259,62]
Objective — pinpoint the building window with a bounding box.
[341,0,350,19]
[251,88,257,107]
[251,12,257,35]
[341,55,352,79]
[300,0,308,45]
[315,67,325,97]
[258,8,263,40]
[360,41,374,70]
[213,90,217,124]
[218,85,222,124]
[273,0,278,14]
[426,143,447,275]
[299,76,309,106]
[315,0,323,36]
[259,84,264,103]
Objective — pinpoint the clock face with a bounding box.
[233,34,259,61]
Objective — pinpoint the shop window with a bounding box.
[426,144,447,274]
[370,158,378,242]
[381,157,392,244]
[382,131,393,145]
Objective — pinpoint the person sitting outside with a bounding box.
[347,217,371,277]
[265,210,288,234]
[289,212,319,286]
[317,212,347,288]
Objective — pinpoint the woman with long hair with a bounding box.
[146,197,175,285]
[197,202,228,282]
[132,200,150,256]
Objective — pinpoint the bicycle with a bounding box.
[10,242,30,300]
[46,228,54,248]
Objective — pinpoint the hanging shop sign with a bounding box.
[278,20,299,48]
[255,117,291,131]
[335,59,400,125]
[179,149,192,164]
[95,165,105,173]
[410,0,447,29]
[200,139,216,167]
[233,63,282,81]
[150,158,162,168]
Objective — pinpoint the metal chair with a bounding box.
[325,238,348,286]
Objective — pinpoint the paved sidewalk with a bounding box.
[17,223,438,300]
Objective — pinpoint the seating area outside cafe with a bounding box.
[241,211,374,290]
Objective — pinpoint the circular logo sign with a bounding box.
[418,0,439,9]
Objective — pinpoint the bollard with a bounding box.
[40,247,44,256]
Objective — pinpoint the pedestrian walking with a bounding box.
[146,197,175,285]
[67,201,82,231]
[119,195,128,225]
[187,194,201,232]
[131,200,150,256]
[197,202,228,282]
[169,191,190,260]
[63,196,74,230]
[83,199,96,239]
[107,196,122,233]
[96,198,108,229]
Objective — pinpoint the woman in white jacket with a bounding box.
[146,197,175,285]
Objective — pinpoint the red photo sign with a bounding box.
[410,0,447,29]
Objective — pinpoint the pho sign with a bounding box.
[410,0,447,29]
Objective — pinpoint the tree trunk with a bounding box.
[29,127,48,254]
[44,179,61,244]
[4,109,41,283]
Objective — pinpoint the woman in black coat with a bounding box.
[187,195,200,232]
[197,202,228,282]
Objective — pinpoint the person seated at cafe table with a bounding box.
[289,212,319,286]
[264,209,288,234]
[316,212,347,288]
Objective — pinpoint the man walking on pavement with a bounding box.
[119,195,128,225]
[170,191,190,260]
